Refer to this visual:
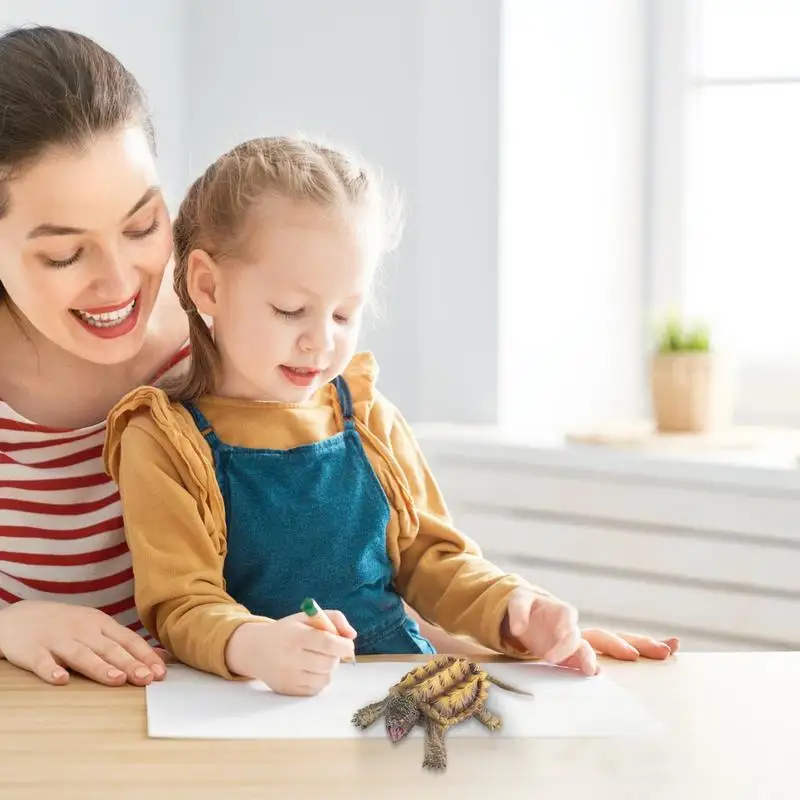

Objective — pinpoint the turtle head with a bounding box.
[385,695,419,743]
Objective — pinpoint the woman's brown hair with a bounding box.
[0,25,154,301]
[171,136,401,402]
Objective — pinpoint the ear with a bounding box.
[186,249,221,316]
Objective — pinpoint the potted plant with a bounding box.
[650,314,734,433]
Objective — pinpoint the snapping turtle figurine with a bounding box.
[351,655,532,770]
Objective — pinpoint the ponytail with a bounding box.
[168,309,218,402]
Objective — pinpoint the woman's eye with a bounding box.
[334,313,351,324]
[125,218,161,240]
[272,305,303,319]
[43,249,83,268]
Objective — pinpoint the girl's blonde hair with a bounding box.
[171,135,401,402]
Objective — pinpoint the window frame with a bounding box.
[646,0,800,426]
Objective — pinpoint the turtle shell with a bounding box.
[390,655,489,728]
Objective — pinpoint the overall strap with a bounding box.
[332,375,354,427]
[182,402,222,446]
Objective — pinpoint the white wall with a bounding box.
[414,1,501,425]
[184,0,501,423]
[185,0,425,416]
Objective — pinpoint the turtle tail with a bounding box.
[487,673,533,696]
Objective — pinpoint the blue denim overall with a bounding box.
[183,376,435,656]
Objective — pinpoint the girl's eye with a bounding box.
[44,248,83,268]
[125,218,160,240]
[334,313,350,324]
[272,305,303,319]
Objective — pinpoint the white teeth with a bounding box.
[75,298,136,328]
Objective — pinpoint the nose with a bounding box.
[300,318,335,355]
[87,247,139,301]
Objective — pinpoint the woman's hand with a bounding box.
[0,601,167,686]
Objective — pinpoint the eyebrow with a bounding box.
[26,185,161,239]
[283,288,366,302]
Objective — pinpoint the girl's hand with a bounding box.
[225,610,356,696]
[581,628,679,660]
[502,588,596,673]
[0,601,167,686]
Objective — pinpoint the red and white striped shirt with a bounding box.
[0,343,191,641]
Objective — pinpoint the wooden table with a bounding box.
[1,652,797,799]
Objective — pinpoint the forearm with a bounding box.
[397,517,556,656]
[402,555,527,652]
[145,594,261,679]
[223,620,276,679]
[404,603,495,656]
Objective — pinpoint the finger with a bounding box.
[560,603,579,627]
[553,606,579,641]
[303,628,356,661]
[608,633,678,660]
[530,596,577,632]
[25,648,70,686]
[298,669,334,694]
[542,626,582,666]
[541,603,581,661]
[152,646,177,665]
[292,682,326,697]
[506,590,535,637]
[53,641,128,686]
[97,637,156,685]
[582,628,640,660]
[298,648,340,676]
[575,639,598,676]
[617,632,676,660]
[557,639,598,676]
[322,609,357,639]
[104,625,167,678]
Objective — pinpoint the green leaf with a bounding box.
[653,313,711,353]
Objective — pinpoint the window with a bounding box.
[649,0,800,424]
[497,1,647,436]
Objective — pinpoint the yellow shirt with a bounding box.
[104,352,546,678]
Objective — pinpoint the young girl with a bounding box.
[104,137,669,696]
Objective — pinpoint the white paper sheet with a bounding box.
[146,660,665,739]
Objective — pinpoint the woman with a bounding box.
[0,25,676,687]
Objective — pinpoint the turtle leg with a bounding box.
[351,698,387,730]
[477,706,502,732]
[422,718,447,771]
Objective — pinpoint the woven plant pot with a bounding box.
[650,352,733,433]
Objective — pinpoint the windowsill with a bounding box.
[412,421,800,494]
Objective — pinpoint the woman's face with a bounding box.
[0,126,173,364]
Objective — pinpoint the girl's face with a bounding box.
[0,127,173,364]
[190,197,379,403]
